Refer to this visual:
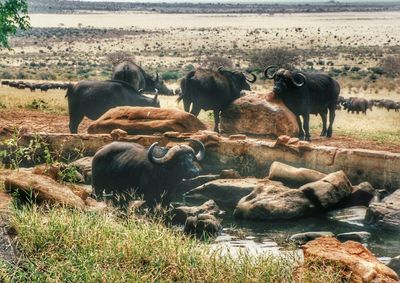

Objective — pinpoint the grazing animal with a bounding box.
[264,66,340,140]
[112,61,173,95]
[65,80,160,133]
[342,97,370,114]
[92,139,205,206]
[177,67,257,132]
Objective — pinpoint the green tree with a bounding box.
[0,0,30,49]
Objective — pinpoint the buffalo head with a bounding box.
[147,139,205,179]
[218,66,257,92]
[264,65,306,95]
[145,72,173,95]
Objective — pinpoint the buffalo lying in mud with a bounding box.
[177,67,256,133]
[92,140,205,207]
[264,66,340,141]
[112,61,173,95]
[65,80,160,133]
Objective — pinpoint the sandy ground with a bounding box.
[1,108,399,153]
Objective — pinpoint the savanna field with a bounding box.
[1,4,400,282]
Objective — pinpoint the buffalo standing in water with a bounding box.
[92,140,205,207]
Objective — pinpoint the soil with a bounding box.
[1,109,400,153]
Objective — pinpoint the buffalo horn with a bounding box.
[264,65,278,79]
[217,66,225,72]
[153,88,159,101]
[244,72,257,83]
[148,142,195,165]
[185,139,205,161]
[155,72,159,81]
[291,73,306,87]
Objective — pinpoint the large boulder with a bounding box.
[364,189,400,231]
[300,171,353,210]
[184,178,261,208]
[88,106,207,135]
[220,93,299,137]
[340,181,376,207]
[4,169,86,209]
[171,200,220,225]
[268,161,326,187]
[233,180,316,220]
[301,237,399,283]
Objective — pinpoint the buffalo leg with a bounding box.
[296,116,305,139]
[69,114,84,134]
[327,106,336,138]
[320,110,328,136]
[190,105,201,117]
[213,110,220,133]
[183,98,191,113]
[302,114,311,141]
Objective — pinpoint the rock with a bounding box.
[340,182,376,207]
[268,161,326,187]
[0,192,12,214]
[4,169,86,209]
[327,206,367,226]
[219,169,241,179]
[175,174,220,195]
[88,106,207,135]
[172,200,220,225]
[301,237,399,283]
[84,197,107,212]
[273,135,313,156]
[70,157,93,185]
[184,178,261,208]
[300,171,353,210]
[336,231,371,243]
[365,189,400,231]
[387,256,400,277]
[220,93,299,137]
[229,134,247,140]
[110,128,128,140]
[290,231,334,244]
[184,214,222,236]
[234,180,316,220]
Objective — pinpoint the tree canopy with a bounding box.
[0,0,30,49]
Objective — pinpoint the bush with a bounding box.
[249,47,299,70]
[201,55,233,70]
[107,51,136,66]
[1,70,15,79]
[161,71,181,81]
[38,72,56,80]
[380,55,400,77]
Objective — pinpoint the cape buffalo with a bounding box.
[112,61,173,95]
[92,139,205,207]
[342,97,371,114]
[265,66,340,140]
[65,80,160,133]
[177,67,257,133]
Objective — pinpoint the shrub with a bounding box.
[161,71,181,81]
[249,47,299,70]
[201,55,233,70]
[107,51,136,66]
[380,55,400,77]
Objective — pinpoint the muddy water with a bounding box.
[182,199,400,261]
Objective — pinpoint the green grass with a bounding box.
[0,205,303,282]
